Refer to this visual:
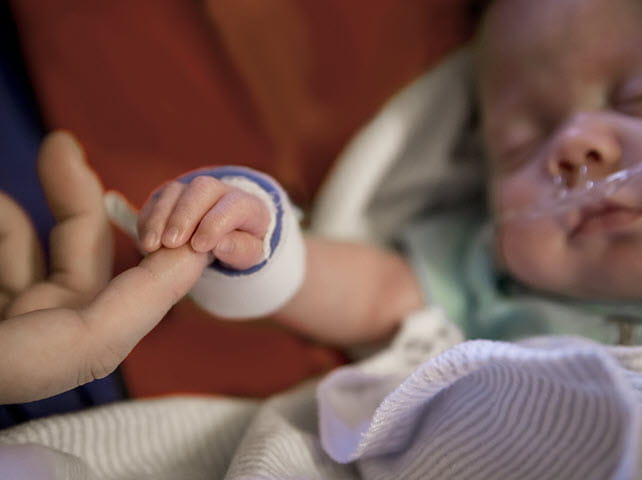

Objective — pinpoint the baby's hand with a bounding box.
[137,175,272,270]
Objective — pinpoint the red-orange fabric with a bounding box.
[10,0,473,398]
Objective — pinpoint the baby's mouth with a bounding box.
[570,201,642,238]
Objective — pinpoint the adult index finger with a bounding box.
[79,245,211,378]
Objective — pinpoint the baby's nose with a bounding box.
[547,113,621,188]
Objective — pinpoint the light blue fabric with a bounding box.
[402,208,642,344]
[319,336,642,480]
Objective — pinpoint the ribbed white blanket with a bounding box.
[2,313,641,479]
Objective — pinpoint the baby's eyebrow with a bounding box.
[490,114,539,145]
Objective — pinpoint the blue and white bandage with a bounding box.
[180,166,305,319]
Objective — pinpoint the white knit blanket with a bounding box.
[2,310,642,479]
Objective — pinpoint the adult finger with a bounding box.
[0,192,45,315]
[137,181,186,252]
[80,245,211,379]
[37,131,113,296]
[161,176,230,248]
[4,281,86,318]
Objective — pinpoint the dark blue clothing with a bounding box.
[0,4,127,429]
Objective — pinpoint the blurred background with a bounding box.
[0,0,475,427]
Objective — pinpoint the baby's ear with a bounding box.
[104,191,139,241]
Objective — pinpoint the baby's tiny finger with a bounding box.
[190,190,271,253]
[162,176,229,248]
[138,181,186,252]
[213,231,266,270]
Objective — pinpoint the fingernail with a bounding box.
[215,237,234,255]
[65,132,85,161]
[191,234,208,252]
[143,231,157,250]
[51,130,84,165]
[164,226,180,246]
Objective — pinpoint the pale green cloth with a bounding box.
[402,207,642,345]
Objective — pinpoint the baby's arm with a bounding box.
[275,236,424,346]
[138,167,425,346]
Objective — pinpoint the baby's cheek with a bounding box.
[496,221,574,293]
[494,177,542,221]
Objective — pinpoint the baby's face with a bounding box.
[478,0,642,299]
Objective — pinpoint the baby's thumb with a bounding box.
[213,230,267,270]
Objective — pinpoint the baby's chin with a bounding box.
[496,231,642,302]
[506,249,642,302]
[537,280,642,302]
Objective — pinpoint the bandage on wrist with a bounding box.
[182,166,306,319]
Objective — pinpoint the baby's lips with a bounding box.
[570,204,642,238]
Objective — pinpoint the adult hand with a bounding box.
[0,131,210,404]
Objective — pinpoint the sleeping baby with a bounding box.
[127,0,642,477]
[136,0,642,347]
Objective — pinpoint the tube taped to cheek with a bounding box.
[188,167,306,319]
[499,162,642,224]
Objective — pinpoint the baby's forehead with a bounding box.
[479,0,641,39]
[478,0,565,52]
[477,0,642,77]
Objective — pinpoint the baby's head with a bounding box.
[475,0,642,300]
